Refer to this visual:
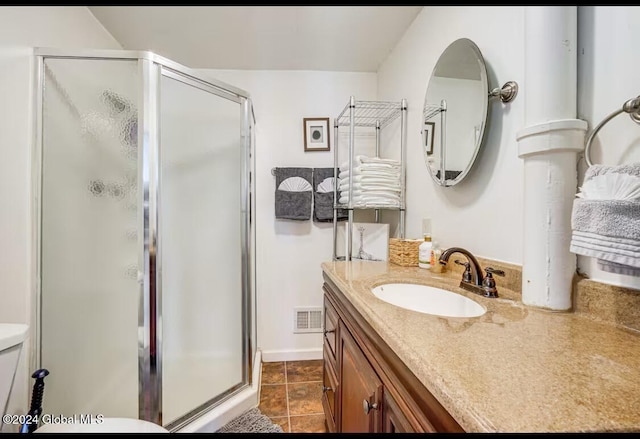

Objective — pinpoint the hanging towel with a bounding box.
[274,167,312,220]
[570,162,640,276]
[313,167,347,223]
[597,260,640,277]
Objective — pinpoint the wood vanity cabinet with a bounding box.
[322,275,465,433]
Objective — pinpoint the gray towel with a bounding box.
[274,167,312,220]
[571,199,640,241]
[313,167,347,223]
[570,163,640,276]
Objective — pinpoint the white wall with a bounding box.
[377,7,526,263]
[577,6,640,290]
[0,6,120,430]
[198,69,377,360]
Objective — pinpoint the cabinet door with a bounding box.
[339,322,383,433]
[382,391,415,433]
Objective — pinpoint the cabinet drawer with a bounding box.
[323,294,338,363]
[322,351,339,432]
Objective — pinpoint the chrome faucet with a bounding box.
[438,247,504,298]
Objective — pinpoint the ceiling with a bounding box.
[89,6,422,72]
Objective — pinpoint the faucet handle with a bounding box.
[482,267,504,297]
[455,259,472,283]
[485,267,505,277]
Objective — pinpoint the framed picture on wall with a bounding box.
[424,121,435,155]
[303,117,330,152]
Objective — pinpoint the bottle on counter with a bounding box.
[418,218,432,269]
[430,241,443,273]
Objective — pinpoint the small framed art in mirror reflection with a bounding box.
[424,121,435,155]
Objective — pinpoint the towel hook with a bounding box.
[584,95,640,167]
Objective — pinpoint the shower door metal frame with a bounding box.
[33,48,254,431]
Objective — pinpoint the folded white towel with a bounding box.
[339,155,401,170]
[569,242,640,268]
[572,230,640,247]
[340,190,400,200]
[359,200,400,208]
[339,182,401,192]
[339,175,400,185]
[570,239,640,261]
[339,164,400,175]
[359,156,401,166]
[361,185,401,192]
[338,199,400,208]
[339,168,400,179]
[571,232,640,254]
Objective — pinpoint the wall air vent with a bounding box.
[293,307,323,333]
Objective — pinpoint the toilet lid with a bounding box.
[34,417,169,433]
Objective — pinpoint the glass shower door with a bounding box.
[40,58,140,418]
[158,71,245,427]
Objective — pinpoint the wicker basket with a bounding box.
[389,238,422,267]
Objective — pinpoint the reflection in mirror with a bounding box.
[423,38,488,187]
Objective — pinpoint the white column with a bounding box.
[516,7,587,310]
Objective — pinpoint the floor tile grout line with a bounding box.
[284,361,291,432]
[283,380,323,385]
[289,413,325,417]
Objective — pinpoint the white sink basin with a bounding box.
[371,283,486,318]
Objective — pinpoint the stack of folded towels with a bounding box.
[338,155,401,208]
[570,163,640,277]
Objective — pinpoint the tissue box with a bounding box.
[389,238,422,266]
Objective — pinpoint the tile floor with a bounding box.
[259,360,326,433]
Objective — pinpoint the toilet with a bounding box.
[1,323,29,421]
[1,323,30,435]
[0,323,168,433]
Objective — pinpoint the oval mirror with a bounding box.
[422,38,489,187]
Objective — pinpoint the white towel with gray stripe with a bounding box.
[569,162,640,276]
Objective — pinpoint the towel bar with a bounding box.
[584,95,640,167]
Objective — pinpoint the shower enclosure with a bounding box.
[33,49,256,430]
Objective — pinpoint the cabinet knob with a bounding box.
[362,399,378,415]
[323,329,336,336]
[322,386,332,393]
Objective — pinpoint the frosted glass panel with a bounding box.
[159,74,243,425]
[40,58,139,417]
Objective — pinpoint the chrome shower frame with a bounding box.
[32,48,255,431]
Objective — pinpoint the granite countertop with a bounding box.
[321,260,640,433]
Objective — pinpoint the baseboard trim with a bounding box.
[261,348,322,362]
